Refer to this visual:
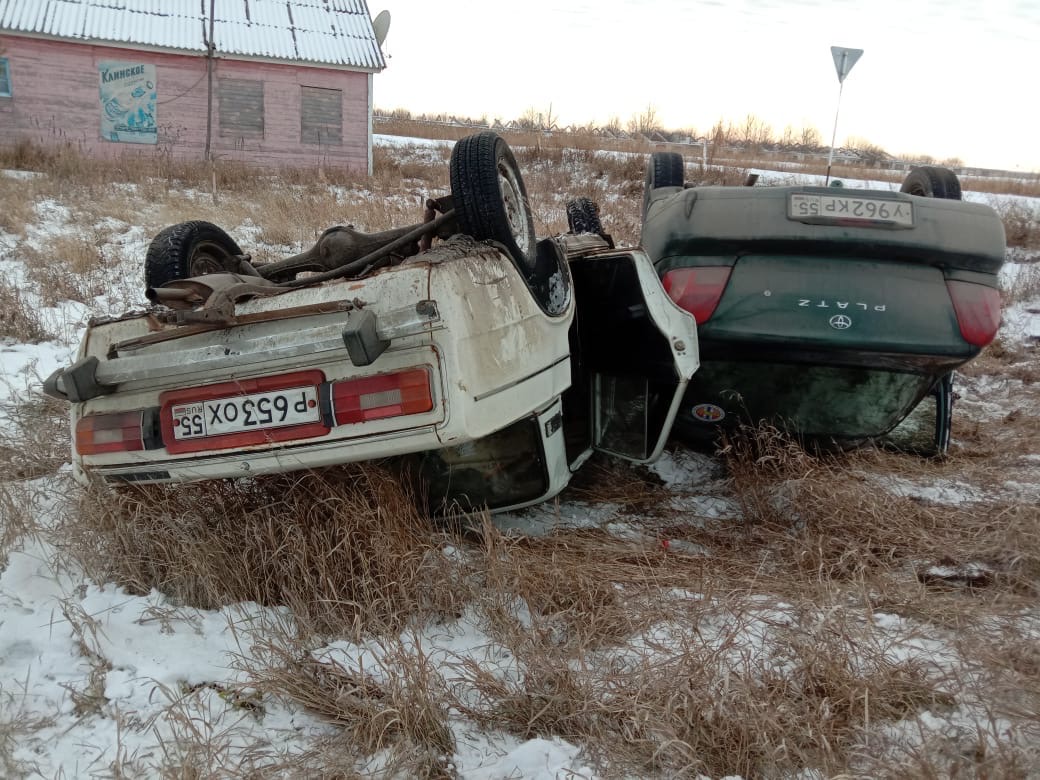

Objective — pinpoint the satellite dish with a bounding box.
[372,10,391,46]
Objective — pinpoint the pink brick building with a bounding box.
[0,0,386,172]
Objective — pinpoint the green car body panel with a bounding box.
[641,184,1006,447]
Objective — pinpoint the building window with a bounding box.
[301,86,342,146]
[218,79,264,139]
[0,59,11,97]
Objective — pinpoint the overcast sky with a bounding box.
[371,0,1039,172]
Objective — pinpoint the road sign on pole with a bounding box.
[830,46,863,84]
[826,46,863,185]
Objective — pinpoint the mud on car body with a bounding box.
[45,133,698,514]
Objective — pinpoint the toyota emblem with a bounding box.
[829,314,852,330]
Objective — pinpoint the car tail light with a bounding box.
[330,368,433,425]
[946,280,1001,348]
[662,266,733,324]
[76,410,156,455]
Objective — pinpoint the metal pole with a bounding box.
[825,49,849,186]
[825,80,844,185]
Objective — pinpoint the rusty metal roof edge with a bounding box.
[0,28,384,72]
[0,0,386,71]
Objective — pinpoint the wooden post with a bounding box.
[204,0,215,162]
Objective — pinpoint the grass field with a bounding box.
[0,134,1038,778]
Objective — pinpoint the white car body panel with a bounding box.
[54,234,698,513]
[69,239,574,484]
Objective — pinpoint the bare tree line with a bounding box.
[376,105,965,168]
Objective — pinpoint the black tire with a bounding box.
[144,221,243,289]
[932,371,954,457]
[936,168,962,200]
[900,165,962,200]
[643,151,685,219]
[566,197,604,236]
[449,132,537,273]
[647,151,685,189]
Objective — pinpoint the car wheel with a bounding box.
[566,197,604,236]
[647,151,685,189]
[643,151,685,218]
[145,221,244,290]
[449,131,537,273]
[899,166,962,200]
[936,168,963,200]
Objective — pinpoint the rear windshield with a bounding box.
[685,361,933,439]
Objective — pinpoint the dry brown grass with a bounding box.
[240,627,457,778]
[3,131,1034,275]
[0,688,53,777]
[4,133,1039,777]
[433,512,967,777]
[1004,258,1040,304]
[20,234,117,306]
[991,200,1040,249]
[0,278,52,342]
[68,466,462,635]
[0,393,69,481]
[563,456,671,512]
[960,337,1039,387]
[0,482,34,569]
[40,416,1040,776]
[451,611,953,777]
[0,139,357,193]
[0,387,69,569]
[0,176,39,235]
[375,116,1040,193]
[712,425,1040,596]
[962,175,1040,198]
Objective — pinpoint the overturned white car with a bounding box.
[45,133,698,513]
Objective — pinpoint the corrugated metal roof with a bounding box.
[0,0,386,71]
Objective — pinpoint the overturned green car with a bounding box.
[637,157,1004,454]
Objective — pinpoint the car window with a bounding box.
[684,361,931,439]
[404,417,549,512]
[594,374,679,460]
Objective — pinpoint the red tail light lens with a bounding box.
[945,280,1001,348]
[662,266,733,324]
[76,411,148,455]
[330,368,433,425]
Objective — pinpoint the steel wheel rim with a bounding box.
[188,240,235,275]
[497,162,532,255]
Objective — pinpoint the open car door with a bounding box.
[403,243,699,516]
[567,247,699,463]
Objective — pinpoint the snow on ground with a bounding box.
[374,133,454,151]
[1,534,322,775]
[0,340,74,401]
[1003,298,1040,343]
[0,531,600,777]
[871,473,990,505]
[0,151,1038,777]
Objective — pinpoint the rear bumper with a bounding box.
[73,341,574,486]
[644,185,1006,274]
[78,420,447,484]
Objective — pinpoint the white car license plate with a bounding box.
[788,193,914,228]
[172,385,320,441]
